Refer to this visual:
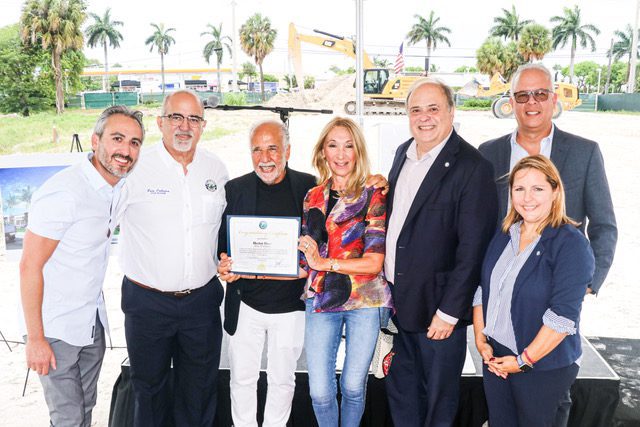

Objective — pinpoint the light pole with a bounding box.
[231,0,238,92]
[628,0,639,92]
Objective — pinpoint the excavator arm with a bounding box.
[288,23,373,89]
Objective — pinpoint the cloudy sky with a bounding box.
[0,0,635,75]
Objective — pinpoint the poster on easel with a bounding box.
[0,153,84,254]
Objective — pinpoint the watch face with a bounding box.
[519,363,533,373]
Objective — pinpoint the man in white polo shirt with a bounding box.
[19,105,144,426]
[118,89,228,426]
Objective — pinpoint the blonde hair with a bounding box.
[502,155,579,234]
[311,117,371,200]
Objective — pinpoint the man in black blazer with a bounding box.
[478,63,617,427]
[384,78,498,426]
[217,120,315,427]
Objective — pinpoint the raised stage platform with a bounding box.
[109,328,622,427]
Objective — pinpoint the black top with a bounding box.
[327,189,340,214]
[240,173,305,313]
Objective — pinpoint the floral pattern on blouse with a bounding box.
[302,182,393,313]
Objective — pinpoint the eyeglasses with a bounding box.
[161,113,204,127]
[512,89,553,104]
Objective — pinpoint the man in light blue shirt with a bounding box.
[19,105,144,427]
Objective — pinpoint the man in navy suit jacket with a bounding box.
[479,63,616,295]
[384,78,498,426]
[478,63,617,427]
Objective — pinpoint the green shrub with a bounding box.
[223,92,247,106]
[463,98,493,108]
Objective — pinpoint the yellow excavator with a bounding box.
[459,73,582,119]
[288,23,420,114]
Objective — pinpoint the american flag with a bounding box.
[394,42,405,74]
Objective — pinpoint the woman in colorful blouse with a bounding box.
[472,155,594,426]
[298,117,393,427]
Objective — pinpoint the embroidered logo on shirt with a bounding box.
[205,179,217,192]
[146,188,170,195]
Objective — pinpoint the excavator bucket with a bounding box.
[458,79,481,97]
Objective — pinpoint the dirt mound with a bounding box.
[266,74,355,114]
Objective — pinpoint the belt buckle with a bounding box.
[174,289,192,297]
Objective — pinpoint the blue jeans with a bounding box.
[304,299,383,427]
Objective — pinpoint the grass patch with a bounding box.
[0,108,232,154]
[458,106,492,111]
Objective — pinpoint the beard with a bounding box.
[255,160,286,185]
[96,144,134,178]
[172,130,194,152]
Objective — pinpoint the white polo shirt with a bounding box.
[118,142,228,292]
[19,154,123,346]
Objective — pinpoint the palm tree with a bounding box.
[85,8,123,92]
[145,23,175,95]
[550,5,600,83]
[20,186,34,210]
[20,0,86,114]
[239,13,277,101]
[374,57,391,68]
[240,61,257,85]
[490,5,533,41]
[406,11,451,76]
[517,24,552,62]
[611,25,640,85]
[201,23,232,93]
[476,38,523,80]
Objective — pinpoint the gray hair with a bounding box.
[405,77,455,110]
[249,120,290,150]
[161,89,204,115]
[94,105,145,140]
[510,63,554,94]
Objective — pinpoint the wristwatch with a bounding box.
[517,354,533,373]
[329,258,341,272]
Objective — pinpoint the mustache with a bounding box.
[258,162,276,168]
[112,153,133,163]
[174,131,193,139]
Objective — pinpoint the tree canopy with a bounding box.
[550,5,600,83]
[490,6,533,41]
[239,13,277,100]
[85,8,123,91]
[20,0,86,114]
[406,11,451,75]
[145,23,175,95]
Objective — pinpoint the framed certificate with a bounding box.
[227,215,300,277]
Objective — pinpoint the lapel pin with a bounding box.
[536,251,541,256]
[444,162,450,167]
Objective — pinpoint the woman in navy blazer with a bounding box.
[473,155,595,426]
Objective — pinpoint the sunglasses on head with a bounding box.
[512,89,553,104]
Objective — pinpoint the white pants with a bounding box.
[229,302,305,427]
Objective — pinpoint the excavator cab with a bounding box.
[363,69,389,95]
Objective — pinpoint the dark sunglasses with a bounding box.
[512,89,553,104]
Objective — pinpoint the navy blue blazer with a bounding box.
[480,224,595,371]
[217,167,316,335]
[479,127,617,292]
[387,130,498,332]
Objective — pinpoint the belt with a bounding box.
[127,276,202,299]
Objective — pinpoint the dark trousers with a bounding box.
[484,339,579,427]
[552,390,571,427]
[385,325,467,427]
[122,276,224,427]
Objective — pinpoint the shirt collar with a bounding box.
[158,140,200,173]
[510,124,554,156]
[406,129,452,162]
